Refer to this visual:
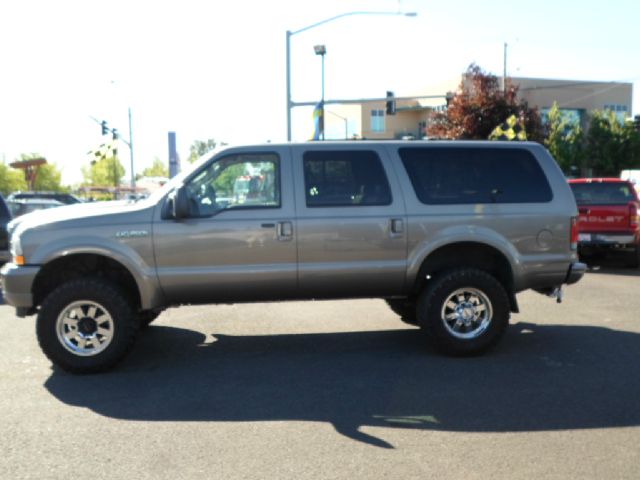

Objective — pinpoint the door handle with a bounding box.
[277,221,293,241]
[390,218,404,235]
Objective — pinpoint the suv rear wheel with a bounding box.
[418,268,510,356]
[36,277,139,373]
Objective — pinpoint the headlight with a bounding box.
[10,230,24,265]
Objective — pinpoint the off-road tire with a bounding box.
[36,277,139,373]
[418,268,510,356]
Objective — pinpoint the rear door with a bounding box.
[292,146,407,298]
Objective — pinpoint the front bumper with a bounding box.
[0,263,40,308]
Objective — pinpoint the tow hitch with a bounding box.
[547,287,564,304]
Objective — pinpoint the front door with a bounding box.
[153,147,297,304]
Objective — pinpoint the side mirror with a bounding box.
[172,186,191,219]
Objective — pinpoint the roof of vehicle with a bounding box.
[568,178,630,184]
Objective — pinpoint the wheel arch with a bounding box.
[32,253,151,311]
[410,241,519,312]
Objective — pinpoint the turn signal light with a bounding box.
[14,255,25,266]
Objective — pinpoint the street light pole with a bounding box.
[285,10,417,141]
[314,45,327,140]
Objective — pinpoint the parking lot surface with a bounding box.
[1,261,639,479]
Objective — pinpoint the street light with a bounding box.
[314,45,326,140]
[285,10,417,141]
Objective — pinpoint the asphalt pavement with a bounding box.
[1,260,639,479]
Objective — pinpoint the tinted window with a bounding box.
[303,150,392,207]
[400,147,553,204]
[570,182,636,205]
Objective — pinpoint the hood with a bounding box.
[10,199,156,237]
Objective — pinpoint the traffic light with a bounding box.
[101,120,108,135]
[634,115,640,132]
[385,91,396,115]
[112,128,118,140]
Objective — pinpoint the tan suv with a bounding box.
[1,141,586,373]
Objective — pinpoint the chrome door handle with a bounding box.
[390,218,404,235]
[277,221,293,241]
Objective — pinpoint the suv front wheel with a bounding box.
[418,268,510,356]
[36,277,139,373]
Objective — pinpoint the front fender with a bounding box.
[28,233,161,310]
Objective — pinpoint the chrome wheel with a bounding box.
[440,287,493,340]
[56,301,115,356]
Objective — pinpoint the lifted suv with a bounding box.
[1,142,586,373]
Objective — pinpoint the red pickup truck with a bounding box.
[568,178,640,267]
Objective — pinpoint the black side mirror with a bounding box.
[172,186,191,219]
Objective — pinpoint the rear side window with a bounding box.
[570,182,636,205]
[303,150,392,207]
[400,147,553,204]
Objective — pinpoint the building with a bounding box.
[350,77,633,140]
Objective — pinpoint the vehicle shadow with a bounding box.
[582,253,640,277]
[44,322,640,449]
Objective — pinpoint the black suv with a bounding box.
[7,191,83,205]
[0,193,11,264]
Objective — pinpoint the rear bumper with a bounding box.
[0,263,39,308]
[578,232,637,247]
[565,262,587,285]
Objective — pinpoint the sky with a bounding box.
[1,0,639,185]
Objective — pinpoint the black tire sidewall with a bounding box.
[36,277,138,373]
[418,268,510,356]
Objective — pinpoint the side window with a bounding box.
[303,150,392,207]
[185,153,280,216]
[400,147,553,205]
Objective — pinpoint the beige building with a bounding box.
[354,77,633,140]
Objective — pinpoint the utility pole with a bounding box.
[503,42,508,95]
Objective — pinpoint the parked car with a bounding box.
[568,178,640,267]
[8,191,83,205]
[7,198,65,218]
[0,141,586,373]
[0,194,11,264]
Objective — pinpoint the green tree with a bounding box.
[0,163,27,195]
[544,102,583,174]
[584,110,640,176]
[140,157,169,178]
[427,64,544,142]
[33,163,67,192]
[187,138,217,163]
[81,155,126,187]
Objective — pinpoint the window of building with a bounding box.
[371,109,385,133]
[604,104,629,122]
[400,147,553,205]
[303,150,392,207]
